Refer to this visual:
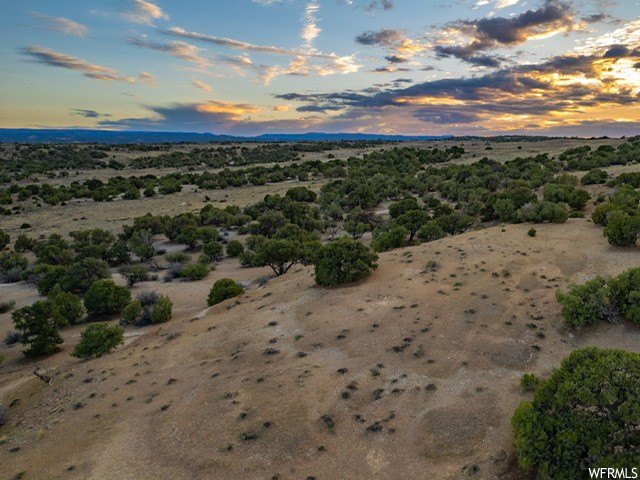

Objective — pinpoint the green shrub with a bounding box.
[527,228,537,237]
[396,210,428,241]
[519,373,541,393]
[417,221,446,243]
[516,201,568,224]
[202,241,224,260]
[567,189,590,210]
[435,212,475,235]
[556,277,610,328]
[36,265,68,296]
[492,198,516,222]
[608,268,640,324]
[72,323,124,359]
[121,301,143,325]
[119,264,149,287]
[314,238,378,287]
[580,169,608,185]
[14,234,35,253]
[591,203,623,226]
[84,280,131,316]
[255,238,303,275]
[197,227,219,244]
[150,295,173,324]
[424,260,439,272]
[180,262,209,281]
[0,300,16,314]
[226,240,244,257]
[50,290,85,326]
[0,229,9,250]
[371,226,408,252]
[239,250,260,268]
[603,211,639,246]
[128,229,155,261]
[12,301,63,357]
[165,251,189,264]
[197,253,211,265]
[0,251,28,279]
[207,278,244,306]
[62,257,111,293]
[107,240,131,266]
[286,186,317,202]
[512,347,640,479]
[389,197,419,218]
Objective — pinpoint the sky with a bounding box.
[1,0,639,137]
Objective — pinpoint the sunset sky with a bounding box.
[1,0,639,136]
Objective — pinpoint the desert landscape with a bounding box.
[1,136,640,480]
[3,0,640,478]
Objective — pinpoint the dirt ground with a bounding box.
[2,218,640,480]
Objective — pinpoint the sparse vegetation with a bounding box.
[3,137,640,478]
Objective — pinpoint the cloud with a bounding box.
[475,0,519,9]
[341,0,394,10]
[574,19,640,55]
[274,33,640,131]
[355,28,427,58]
[370,66,411,73]
[123,0,168,25]
[356,29,405,46]
[512,119,640,137]
[31,13,88,36]
[385,55,407,63]
[434,0,581,66]
[127,38,210,68]
[21,45,135,82]
[193,80,211,92]
[98,100,260,131]
[413,107,481,124]
[72,109,111,118]
[137,71,156,85]
[163,26,299,56]
[302,2,321,47]
[166,24,360,85]
[98,99,333,135]
[603,44,639,58]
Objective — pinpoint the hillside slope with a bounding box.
[2,220,640,480]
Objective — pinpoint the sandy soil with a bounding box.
[2,218,640,480]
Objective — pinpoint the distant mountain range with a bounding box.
[0,129,453,144]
